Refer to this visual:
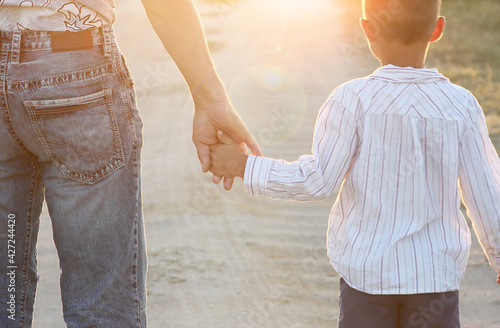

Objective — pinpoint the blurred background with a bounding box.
[33,0,500,327]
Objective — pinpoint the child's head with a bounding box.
[362,0,442,45]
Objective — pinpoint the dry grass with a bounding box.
[335,0,500,139]
[431,0,500,136]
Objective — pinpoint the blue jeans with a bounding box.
[0,27,147,327]
[338,278,460,328]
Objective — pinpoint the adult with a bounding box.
[0,0,261,327]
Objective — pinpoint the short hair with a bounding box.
[363,0,442,45]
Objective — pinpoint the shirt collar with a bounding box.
[370,64,449,83]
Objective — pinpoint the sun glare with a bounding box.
[269,0,334,16]
[213,0,349,144]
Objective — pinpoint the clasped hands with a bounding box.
[191,99,260,190]
[210,131,248,183]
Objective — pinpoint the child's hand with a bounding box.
[497,274,500,285]
[210,131,248,179]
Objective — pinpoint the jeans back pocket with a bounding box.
[24,89,125,184]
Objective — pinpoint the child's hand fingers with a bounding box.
[212,174,222,184]
[223,177,234,190]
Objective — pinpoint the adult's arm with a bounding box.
[139,0,262,189]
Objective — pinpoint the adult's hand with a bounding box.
[193,99,261,190]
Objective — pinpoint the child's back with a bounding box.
[325,65,500,295]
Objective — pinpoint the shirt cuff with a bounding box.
[243,155,275,197]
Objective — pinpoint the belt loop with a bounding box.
[102,26,113,57]
[11,30,21,65]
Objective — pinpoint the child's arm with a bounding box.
[458,96,500,284]
[230,94,358,202]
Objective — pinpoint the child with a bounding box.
[210,0,500,327]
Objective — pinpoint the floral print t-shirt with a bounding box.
[0,0,115,31]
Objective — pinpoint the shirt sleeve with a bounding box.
[458,97,500,274]
[243,95,358,202]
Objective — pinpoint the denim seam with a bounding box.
[17,157,42,327]
[0,51,32,155]
[18,46,51,52]
[11,31,21,65]
[18,44,104,53]
[131,144,145,326]
[102,27,113,57]
[117,43,145,324]
[7,58,121,92]
[117,53,139,145]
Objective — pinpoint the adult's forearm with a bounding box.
[140,0,226,107]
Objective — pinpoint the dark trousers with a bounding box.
[338,278,460,328]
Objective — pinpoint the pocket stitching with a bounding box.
[24,89,125,184]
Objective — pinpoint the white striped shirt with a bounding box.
[244,65,500,295]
